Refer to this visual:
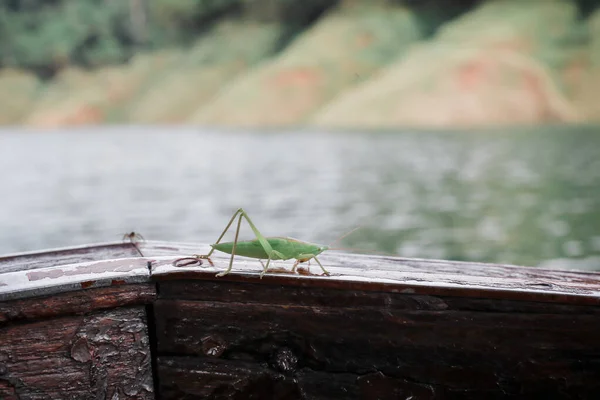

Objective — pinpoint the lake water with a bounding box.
[1,126,599,271]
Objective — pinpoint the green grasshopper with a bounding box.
[176,208,340,278]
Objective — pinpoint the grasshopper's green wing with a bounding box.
[212,240,269,259]
[212,237,297,260]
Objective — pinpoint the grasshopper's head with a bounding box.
[316,245,329,255]
[301,242,328,257]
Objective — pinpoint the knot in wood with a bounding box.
[272,347,298,374]
[201,335,227,358]
[70,337,92,363]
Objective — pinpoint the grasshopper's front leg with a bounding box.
[312,256,330,276]
[293,254,330,276]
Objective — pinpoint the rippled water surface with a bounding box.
[1,126,599,270]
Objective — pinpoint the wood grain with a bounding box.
[0,242,141,273]
[1,240,600,399]
[0,283,156,325]
[0,307,153,399]
[154,280,600,399]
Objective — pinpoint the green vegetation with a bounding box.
[1,0,134,72]
[0,0,341,76]
[2,0,600,128]
[0,0,487,76]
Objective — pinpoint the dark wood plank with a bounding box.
[154,280,600,399]
[158,356,443,400]
[0,306,153,399]
[0,283,156,325]
[158,356,439,400]
[158,280,600,315]
[158,356,300,399]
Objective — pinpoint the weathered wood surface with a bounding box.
[3,240,598,305]
[0,241,149,301]
[1,240,600,399]
[0,306,154,399]
[0,242,141,273]
[142,241,600,305]
[0,257,153,302]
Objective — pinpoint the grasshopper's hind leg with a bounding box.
[215,212,244,277]
[313,256,330,276]
[191,208,286,278]
[234,208,286,278]
[175,209,244,269]
[193,208,246,268]
[260,258,272,278]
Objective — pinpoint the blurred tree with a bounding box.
[145,0,241,45]
[0,0,337,76]
[0,0,132,76]
[240,0,336,24]
[10,0,596,78]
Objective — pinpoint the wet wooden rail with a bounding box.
[1,240,599,399]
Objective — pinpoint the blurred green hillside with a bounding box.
[1,0,600,129]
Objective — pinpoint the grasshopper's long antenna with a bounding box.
[328,226,361,249]
[327,246,391,256]
[326,227,393,256]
